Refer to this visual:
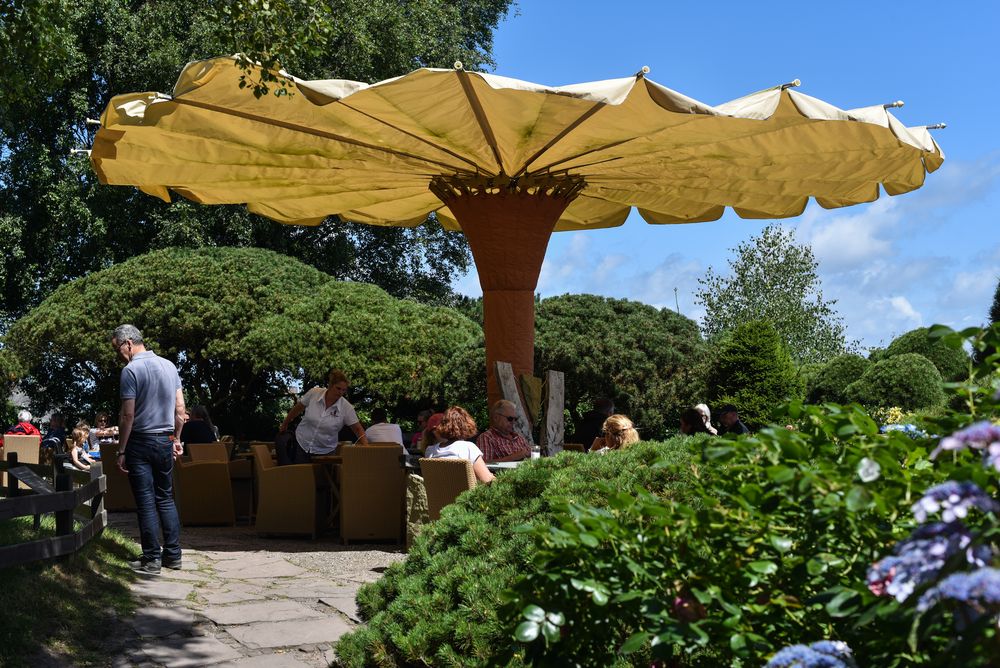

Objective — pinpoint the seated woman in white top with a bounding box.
[424,406,494,485]
[364,407,405,450]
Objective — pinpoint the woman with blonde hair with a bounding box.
[590,414,640,452]
[424,406,494,484]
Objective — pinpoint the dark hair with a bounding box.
[718,404,739,415]
[371,407,388,424]
[435,406,478,441]
[594,397,615,415]
[189,405,214,432]
[680,407,712,435]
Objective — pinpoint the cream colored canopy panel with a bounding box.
[92,56,944,229]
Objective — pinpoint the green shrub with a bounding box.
[707,320,796,428]
[332,441,699,667]
[845,353,945,411]
[807,354,871,404]
[508,403,967,667]
[792,361,825,401]
[884,327,970,381]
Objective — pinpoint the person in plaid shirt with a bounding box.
[477,400,531,463]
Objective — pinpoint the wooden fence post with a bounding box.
[55,473,73,537]
[6,452,18,499]
[90,462,104,520]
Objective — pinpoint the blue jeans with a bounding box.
[125,432,181,563]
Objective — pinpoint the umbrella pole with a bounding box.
[436,183,577,407]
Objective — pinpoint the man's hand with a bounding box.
[173,440,183,459]
[117,452,129,474]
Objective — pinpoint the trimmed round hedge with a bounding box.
[807,354,871,404]
[844,352,945,410]
[332,440,698,667]
[884,326,969,381]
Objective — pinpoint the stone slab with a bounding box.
[217,654,314,667]
[200,587,268,605]
[139,635,242,667]
[201,600,324,625]
[214,561,309,579]
[319,596,360,623]
[160,569,212,582]
[130,606,196,637]
[224,617,353,649]
[131,579,195,601]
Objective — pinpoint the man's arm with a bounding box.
[117,399,135,473]
[173,388,186,456]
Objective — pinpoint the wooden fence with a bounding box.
[0,453,107,568]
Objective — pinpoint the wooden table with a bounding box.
[311,455,343,531]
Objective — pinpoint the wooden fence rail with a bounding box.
[0,453,107,569]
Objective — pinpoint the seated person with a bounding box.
[718,404,751,436]
[365,408,405,449]
[41,412,68,452]
[680,407,713,435]
[693,403,718,435]
[573,398,614,452]
[416,412,445,454]
[181,405,218,445]
[424,406,494,485]
[409,409,433,451]
[65,426,96,471]
[477,400,531,463]
[88,412,119,449]
[2,409,40,447]
[276,369,368,464]
[590,414,640,452]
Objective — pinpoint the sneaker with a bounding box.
[129,558,161,575]
[162,559,183,571]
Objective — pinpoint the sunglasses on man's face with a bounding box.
[502,415,517,422]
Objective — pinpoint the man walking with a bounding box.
[112,324,185,574]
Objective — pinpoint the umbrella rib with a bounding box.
[169,97,476,177]
[338,100,487,174]
[456,70,506,174]
[511,102,606,179]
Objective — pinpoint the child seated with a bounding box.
[66,426,96,472]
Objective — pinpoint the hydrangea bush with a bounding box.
[508,324,1000,666]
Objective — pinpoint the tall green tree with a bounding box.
[0,0,513,329]
[695,225,850,364]
[0,247,481,436]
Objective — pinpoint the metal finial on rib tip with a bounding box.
[69,149,92,156]
[85,118,101,126]
[453,61,464,71]
[926,123,947,130]
[883,100,904,109]
[780,79,801,90]
[635,66,650,78]
[154,92,173,101]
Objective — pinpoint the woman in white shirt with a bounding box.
[424,406,494,484]
[277,369,368,464]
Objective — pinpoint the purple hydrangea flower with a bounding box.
[765,641,856,668]
[931,421,1000,460]
[985,442,1000,472]
[911,481,999,523]
[867,522,989,602]
[917,567,1000,616]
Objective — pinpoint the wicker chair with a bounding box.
[562,443,586,453]
[173,457,236,526]
[99,441,136,511]
[419,458,477,521]
[340,446,406,544]
[252,443,324,538]
[2,434,41,490]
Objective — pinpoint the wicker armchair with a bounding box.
[2,434,41,490]
[173,458,236,526]
[252,443,324,538]
[419,458,477,521]
[340,446,406,544]
[99,441,136,511]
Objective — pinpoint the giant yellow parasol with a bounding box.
[92,57,944,403]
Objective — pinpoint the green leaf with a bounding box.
[620,632,650,654]
[730,633,747,653]
[765,465,795,483]
[845,485,873,512]
[515,621,539,642]
[825,590,860,618]
[521,605,545,623]
[748,560,778,575]
[769,535,793,553]
[592,589,609,606]
[578,532,599,547]
[541,620,560,643]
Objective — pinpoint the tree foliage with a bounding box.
[0,0,515,329]
[807,353,872,404]
[884,327,970,382]
[1,247,481,436]
[533,294,708,439]
[707,320,797,429]
[696,225,850,364]
[844,353,946,412]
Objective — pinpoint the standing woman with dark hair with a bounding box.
[424,406,494,485]
[181,405,218,445]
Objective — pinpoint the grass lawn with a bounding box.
[0,514,140,667]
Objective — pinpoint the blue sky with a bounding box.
[453,1,1000,350]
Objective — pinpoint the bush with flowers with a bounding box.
[508,324,1000,667]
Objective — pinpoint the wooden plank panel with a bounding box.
[542,370,565,455]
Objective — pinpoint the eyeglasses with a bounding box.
[502,415,517,422]
[114,340,131,353]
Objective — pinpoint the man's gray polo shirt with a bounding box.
[120,351,182,433]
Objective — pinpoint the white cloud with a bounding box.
[789,198,900,271]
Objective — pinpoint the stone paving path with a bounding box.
[107,513,406,668]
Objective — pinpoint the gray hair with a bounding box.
[17,409,32,422]
[491,399,516,415]
[112,324,144,345]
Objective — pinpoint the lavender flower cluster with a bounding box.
[867,522,990,602]
[931,420,1000,469]
[911,481,1000,523]
[765,640,856,668]
[917,567,1000,617]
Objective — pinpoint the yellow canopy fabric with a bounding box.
[91,56,944,232]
